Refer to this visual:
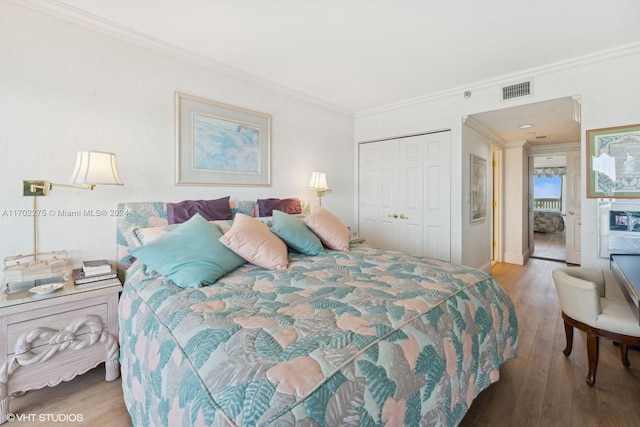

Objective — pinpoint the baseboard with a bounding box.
[503,251,526,265]
[479,262,492,274]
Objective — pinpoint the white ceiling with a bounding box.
[16,0,640,144]
[467,97,582,146]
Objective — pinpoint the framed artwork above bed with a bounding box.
[175,92,272,186]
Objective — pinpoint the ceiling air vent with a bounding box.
[501,81,532,101]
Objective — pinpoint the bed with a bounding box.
[533,210,565,233]
[116,200,518,426]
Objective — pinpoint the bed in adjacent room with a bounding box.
[116,200,518,426]
[533,210,565,233]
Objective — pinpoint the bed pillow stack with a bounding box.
[216,206,352,269]
[129,203,353,285]
[129,213,246,288]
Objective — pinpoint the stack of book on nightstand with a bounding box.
[72,259,119,289]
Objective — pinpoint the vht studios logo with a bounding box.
[6,413,84,423]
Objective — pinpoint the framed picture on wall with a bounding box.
[586,123,640,198]
[471,154,487,222]
[175,92,272,186]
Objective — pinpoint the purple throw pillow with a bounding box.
[167,197,232,224]
[257,198,301,217]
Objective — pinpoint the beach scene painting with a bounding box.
[175,92,271,186]
[193,113,260,173]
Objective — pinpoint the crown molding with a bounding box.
[11,0,355,118]
[462,115,506,144]
[528,141,580,155]
[12,1,640,120]
[502,140,529,149]
[356,41,640,118]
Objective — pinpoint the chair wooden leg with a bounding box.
[620,342,630,367]
[563,320,573,356]
[586,330,599,387]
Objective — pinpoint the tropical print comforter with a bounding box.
[119,244,518,426]
[534,210,565,233]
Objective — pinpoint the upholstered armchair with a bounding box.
[552,267,640,386]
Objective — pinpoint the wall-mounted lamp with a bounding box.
[22,150,124,257]
[308,171,331,206]
[24,151,123,196]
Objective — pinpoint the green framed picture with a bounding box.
[586,124,640,198]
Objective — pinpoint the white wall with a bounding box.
[461,124,492,270]
[500,142,529,265]
[5,3,639,273]
[355,48,640,269]
[0,3,355,267]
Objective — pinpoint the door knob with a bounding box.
[568,211,574,215]
[388,213,398,218]
[399,214,408,219]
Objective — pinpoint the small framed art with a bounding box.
[471,154,487,222]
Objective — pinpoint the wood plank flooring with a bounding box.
[461,259,640,427]
[7,259,640,426]
[531,231,566,262]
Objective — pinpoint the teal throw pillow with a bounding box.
[270,210,325,256]
[129,213,246,288]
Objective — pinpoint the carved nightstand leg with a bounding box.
[0,401,8,425]
[0,392,7,425]
[101,331,120,381]
[105,359,120,381]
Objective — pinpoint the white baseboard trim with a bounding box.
[503,252,526,265]
[478,262,492,274]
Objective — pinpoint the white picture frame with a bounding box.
[175,92,271,186]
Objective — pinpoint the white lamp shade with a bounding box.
[308,171,328,190]
[70,151,123,185]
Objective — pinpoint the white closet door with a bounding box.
[422,132,451,261]
[397,136,424,255]
[358,139,398,251]
[358,131,450,261]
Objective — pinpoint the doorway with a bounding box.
[529,155,566,262]
[465,96,582,266]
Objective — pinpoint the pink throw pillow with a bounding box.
[219,213,288,269]
[304,206,350,251]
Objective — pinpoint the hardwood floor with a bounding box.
[461,259,640,427]
[531,231,566,262]
[7,365,131,427]
[7,259,640,426]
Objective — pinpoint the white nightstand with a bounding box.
[0,278,122,423]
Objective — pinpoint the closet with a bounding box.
[358,131,451,261]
